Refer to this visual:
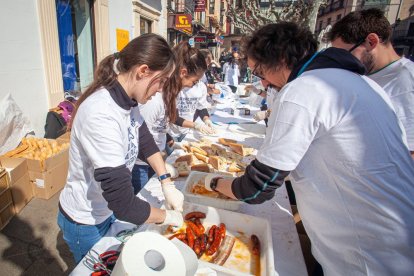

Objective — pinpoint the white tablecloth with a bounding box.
[71,94,307,276]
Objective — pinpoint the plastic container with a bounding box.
[183,171,243,211]
[147,201,275,276]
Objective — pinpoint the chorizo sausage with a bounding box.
[208,225,217,244]
[194,218,205,235]
[251,234,260,256]
[194,238,201,255]
[187,221,203,237]
[206,227,222,256]
[168,233,186,240]
[184,211,206,220]
[186,226,195,249]
[218,223,226,238]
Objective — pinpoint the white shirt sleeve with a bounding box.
[197,83,210,110]
[256,99,320,171]
[78,110,126,169]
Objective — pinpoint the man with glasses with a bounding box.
[203,22,414,275]
[329,8,414,158]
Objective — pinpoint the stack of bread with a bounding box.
[173,138,255,177]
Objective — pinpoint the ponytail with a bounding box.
[163,41,207,123]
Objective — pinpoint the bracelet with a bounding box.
[158,173,171,181]
[210,177,223,191]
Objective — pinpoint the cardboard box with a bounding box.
[26,147,69,173]
[0,157,28,184]
[29,158,68,200]
[0,157,33,212]
[0,189,13,212]
[56,132,71,143]
[10,172,32,213]
[0,203,15,230]
[0,170,8,194]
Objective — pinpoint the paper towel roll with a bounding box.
[111,231,198,276]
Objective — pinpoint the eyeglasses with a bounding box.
[348,37,366,53]
[252,63,265,80]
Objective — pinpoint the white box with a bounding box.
[183,171,243,211]
[148,202,275,276]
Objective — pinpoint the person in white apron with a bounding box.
[204,22,414,276]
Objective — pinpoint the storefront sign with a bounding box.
[194,36,206,43]
[194,0,206,12]
[175,14,192,34]
[188,37,195,47]
[116,29,129,51]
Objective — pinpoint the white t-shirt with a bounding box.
[223,62,240,87]
[136,93,167,165]
[369,57,414,150]
[266,86,279,111]
[59,88,143,225]
[169,81,210,137]
[257,68,414,275]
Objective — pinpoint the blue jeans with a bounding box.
[131,164,155,195]
[57,210,115,264]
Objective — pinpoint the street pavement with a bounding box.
[0,192,75,275]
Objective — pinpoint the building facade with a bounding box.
[0,0,167,137]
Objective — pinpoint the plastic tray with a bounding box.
[183,171,243,211]
[147,202,275,276]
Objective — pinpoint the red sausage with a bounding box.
[184,211,206,220]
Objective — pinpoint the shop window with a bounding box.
[55,0,95,92]
[140,18,152,34]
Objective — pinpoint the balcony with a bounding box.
[318,0,344,16]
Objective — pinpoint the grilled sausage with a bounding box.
[208,225,217,244]
[186,227,195,249]
[206,227,223,255]
[168,233,186,240]
[251,234,260,256]
[218,223,226,238]
[194,238,201,255]
[187,221,203,237]
[184,211,206,220]
[194,218,205,235]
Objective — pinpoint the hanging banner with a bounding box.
[194,0,206,12]
[175,14,192,34]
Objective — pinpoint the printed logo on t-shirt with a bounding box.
[177,96,199,115]
[125,117,139,170]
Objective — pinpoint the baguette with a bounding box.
[4,144,29,157]
[228,162,243,172]
[194,152,209,163]
[175,154,196,166]
[228,143,246,156]
[200,145,214,156]
[191,163,211,173]
[190,146,208,156]
[209,156,226,171]
[211,144,226,156]
[175,161,190,176]
[218,138,237,146]
[224,150,243,162]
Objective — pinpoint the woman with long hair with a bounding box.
[132,41,211,192]
[58,34,184,263]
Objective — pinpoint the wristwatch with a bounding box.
[158,173,171,181]
[210,176,223,192]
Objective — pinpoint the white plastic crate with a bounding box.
[147,201,275,276]
[183,171,243,211]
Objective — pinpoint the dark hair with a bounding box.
[70,33,175,127]
[199,49,212,59]
[241,22,317,71]
[328,8,392,44]
[163,42,207,122]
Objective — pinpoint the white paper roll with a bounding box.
[111,231,198,276]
